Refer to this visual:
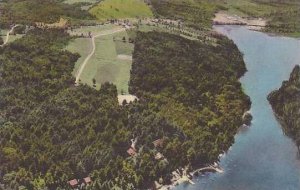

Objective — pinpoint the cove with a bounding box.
[175,26,300,190]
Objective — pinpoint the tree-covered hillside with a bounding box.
[0,29,126,190]
[0,0,94,28]
[130,31,251,169]
[150,0,224,30]
[268,65,300,150]
[0,28,251,189]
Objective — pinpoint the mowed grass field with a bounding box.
[66,25,133,94]
[224,0,276,17]
[63,0,99,4]
[89,0,153,20]
[66,24,117,75]
[0,29,24,44]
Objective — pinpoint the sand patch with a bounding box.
[118,94,138,105]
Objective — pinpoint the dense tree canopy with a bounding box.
[0,28,251,189]
[130,31,251,169]
[150,0,224,30]
[268,65,300,149]
[0,0,94,28]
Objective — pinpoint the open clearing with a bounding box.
[0,26,23,46]
[89,0,153,20]
[66,25,133,94]
[63,0,99,4]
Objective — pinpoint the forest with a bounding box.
[0,0,94,28]
[0,27,251,189]
[150,0,223,30]
[129,31,251,179]
[268,65,300,150]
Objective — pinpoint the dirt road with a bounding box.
[75,27,126,85]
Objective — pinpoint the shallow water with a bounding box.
[175,26,300,190]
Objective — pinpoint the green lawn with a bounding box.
[66,37,92,76]
[92,31,132,94]
[225,0,276,17]
[0,30,23,44]
[89,0,153,20]
[66,26,133,94]
[113,32,134,55]
[66,24,116,76]
[64,0,99,4]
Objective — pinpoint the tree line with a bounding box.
[268,65,300,151]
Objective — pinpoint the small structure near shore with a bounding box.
[68,177,92,189]
[83,177,92,185]
[68,179,79,189]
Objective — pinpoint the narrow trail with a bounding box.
[75,28,126,85]
[0,25,20,47]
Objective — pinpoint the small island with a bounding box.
[268,65,300,150]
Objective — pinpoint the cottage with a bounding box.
[83,177,92,185]
[68,179,78,188]
[127,147,137,156]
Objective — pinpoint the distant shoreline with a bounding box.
[213,12,266,31]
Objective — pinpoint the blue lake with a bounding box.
[175,26,300,190]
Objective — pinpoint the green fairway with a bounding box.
[66,37,92,76]
[89,0,153,20]
[88,31,132,94]
[66,24,116,75]
[66,26,133,94]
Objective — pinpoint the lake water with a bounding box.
[175,26,300,190]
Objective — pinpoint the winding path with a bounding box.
[0,25,20,47]
[75,28,126,85]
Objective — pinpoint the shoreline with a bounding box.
[213,12,266,31]
[156,164,224,190]
[155,112,252,190]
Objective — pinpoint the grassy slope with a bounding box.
[66,26,133,94]
[91,32,132,94]
[0,30,24,44]
[225,0,276,17]
[66,37,92,76]
[64,0,99,4]
[89,0,153,20]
